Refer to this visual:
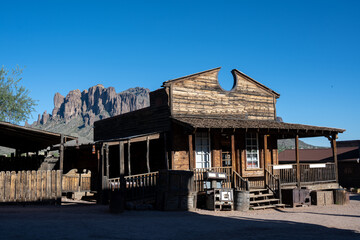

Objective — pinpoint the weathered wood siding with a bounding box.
[62,169,91,192]
[172,124,190,170]
[0,170,62,203]
[169,69,276,120]
[94,105,171,141]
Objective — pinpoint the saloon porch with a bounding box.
[95,114,344,209]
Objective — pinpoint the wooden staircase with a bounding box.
[249,188,285,210]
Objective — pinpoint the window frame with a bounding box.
[245,133,260,169]
[195,131,211,169]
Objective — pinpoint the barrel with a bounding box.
[234,190,250,211]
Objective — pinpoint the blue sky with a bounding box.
[1,0,359,146]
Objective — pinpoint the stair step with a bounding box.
[275,203,286,208]
[250,199,280,204]
[249,188,268,193]
[249,193,274,198]
[251,205,277,210]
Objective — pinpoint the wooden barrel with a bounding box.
[234,190,250,211]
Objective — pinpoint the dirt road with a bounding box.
[0,194,359,240]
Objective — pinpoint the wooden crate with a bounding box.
[333,189,349,205]
[311,190,333,206]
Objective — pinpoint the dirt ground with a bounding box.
[0,194,359,240]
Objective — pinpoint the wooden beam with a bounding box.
[127,140,131,176]
[105,144,109,178]
[188,134,194,170]
[106,133,161,146]
[263,134,268,188]
[119,142,124,175]
[101,144,105,190]
[119,141,125,188]
[146,137,150,173]
[164,133,169,170]
[295,135,300,188]
[59,134,64,171]
[263,135,268,170]
[231,134,236,171]
[331,134,339,183]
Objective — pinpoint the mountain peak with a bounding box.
[32,85,150,142]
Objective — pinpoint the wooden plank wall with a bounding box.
[0,170,62,203]
[94,105,171,141]
[170,69,276,120]
[62,169,91,192]
[172,124,190,170]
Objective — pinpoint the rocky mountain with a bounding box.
[29,85,150,143]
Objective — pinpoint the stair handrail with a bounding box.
[232,170,250,191]
[264,168,282,203]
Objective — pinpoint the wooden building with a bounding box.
[279,140,360,189]
[94,68,345,206]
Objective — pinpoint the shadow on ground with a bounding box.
[0,204,359,240]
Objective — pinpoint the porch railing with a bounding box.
[108,171,159,200]
[193,167,249,192]
[194,167,232,192]
[271,163,336,185]
[265,168,281,201]
[232,170,250,191]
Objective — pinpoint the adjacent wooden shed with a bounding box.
[0,121,76,203]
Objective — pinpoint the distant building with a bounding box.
[279,140,360,188]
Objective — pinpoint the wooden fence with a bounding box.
[108,171,159,201]
[62,169,91,193]
[0,170,62,203]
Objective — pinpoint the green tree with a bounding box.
[0,66,37,124]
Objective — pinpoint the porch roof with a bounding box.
[0,121,77,153]
[172,116,345,138]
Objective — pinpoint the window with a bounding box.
[246,133,259,169]
[195,132,211,168]
[222,151,232,167]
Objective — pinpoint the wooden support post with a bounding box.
[59,134,64,171]
[119,142,125,180]
[295,135,300,188]
[118,141,126,212]
[263,134,268,170]
[331,134,339,183]
[164,133,169,170]
[263,134,268,188]
[127,140,131,176]
[188,134,194,170]
[101,144,105,190]
[105,144,109,179]
[231,134,236,171]
[146,137,150,173]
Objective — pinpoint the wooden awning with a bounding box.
[0,121,77,152]
[172,116,345,138]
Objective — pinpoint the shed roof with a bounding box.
[0,121,77,152]
[172,116,345,138]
